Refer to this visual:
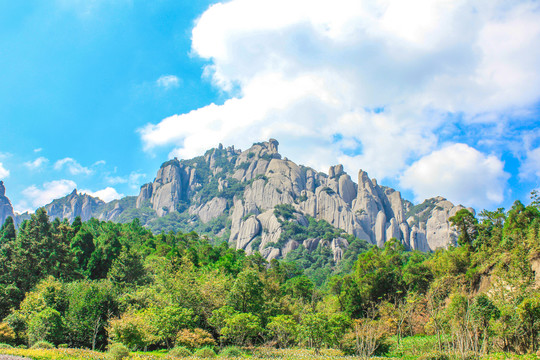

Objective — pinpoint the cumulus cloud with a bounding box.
[0,163,9,179]
[520,147,540,179]
[139,0,540,188]
[81,187,124,202]
[105,171,147,189]
[156,75,180,89]
[128,172,146,189]
[54,158,93,175]
[400,144,510,209]
[22,179,77,209]
[24,157,49,170]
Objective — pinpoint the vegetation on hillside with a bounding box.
[0,194,538,359]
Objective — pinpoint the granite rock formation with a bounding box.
[36,139,469,261]
[0,181,15,226]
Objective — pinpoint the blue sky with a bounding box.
[1,0,539,213]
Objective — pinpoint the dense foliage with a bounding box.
[0,195,538,358]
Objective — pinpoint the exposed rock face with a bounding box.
[0,181,15,226]
[406,197,471,251]
[191,197,228,223]
[36,139,466,261]
[236,216,261,250]
[225,142,466,256]
[45,189,105,222]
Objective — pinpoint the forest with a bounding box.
[0,195,538,360]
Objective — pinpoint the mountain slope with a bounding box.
[17,139,470,260]
[0,181,14,227]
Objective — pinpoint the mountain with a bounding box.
[0,181,15,226]
[15,139,471,260]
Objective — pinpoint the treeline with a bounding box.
[0,197,538,357]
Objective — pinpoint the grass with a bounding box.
[0,342,538,360]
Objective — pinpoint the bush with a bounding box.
[0,343,13,348]
[418,351,451,360]
[108,343,130,360]
[0,322,15,344]
[31,340,55,349]
[219,346,244,357]
[194,347,217,358]
[58,343,69,348]
[169,346,193,357]
[176,328,216,349]
[28,308,64,345]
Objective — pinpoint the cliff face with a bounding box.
[0,181,15,226]
[131,139,468,259]
[44,189,105,222]
[37,139,469,261]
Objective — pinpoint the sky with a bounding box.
[1,0,539,214]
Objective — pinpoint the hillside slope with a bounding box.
[18,139,471,260]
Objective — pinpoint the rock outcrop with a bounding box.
[45,189,105,222]
[0,181,15,226]
[35,139,467,261]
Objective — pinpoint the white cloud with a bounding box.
[54,158,93,175]
[24,157,49,170]
[34,148,42,153]
[400,144,510,209]
[93,160,106,166]
[80,187,124,202]
[106,175,128,185]
[140,0,540,183]
[0,163,9,179]
[128,172,146,189]
[22,179,77,209]
[156,75,180,89]
[105,171,147,189]
[520,147,540,180]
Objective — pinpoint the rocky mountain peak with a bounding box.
[35,139,467,260]
[44,190,104,223]
[0,181,15,226]
[328,164,344,178]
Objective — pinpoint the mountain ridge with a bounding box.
[8,139,471,260]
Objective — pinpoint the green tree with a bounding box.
[469,294,500,354]
[517,294,540,352]
[0,216,16,243]
[64,280,118,350]
[228,269,264,315]
[267,315,297,348]
[449,209,478,247]
[108,246,148,286]
[27,307,64,346]
[221,313,262,346]
[298,312,329,352]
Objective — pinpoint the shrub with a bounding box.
[0,322,15,344]
[340,319,387,357]
[58,343,69,348]
[28,308,64,345]
[169,346,193,357]
[108,343,130,360]
[194,347,217,358]
[107,312,153,350]
[176,328,216,349]
[219,346,244,357]
[0,343,13,348]
[31,340,55,349]
[418,351,451,360]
